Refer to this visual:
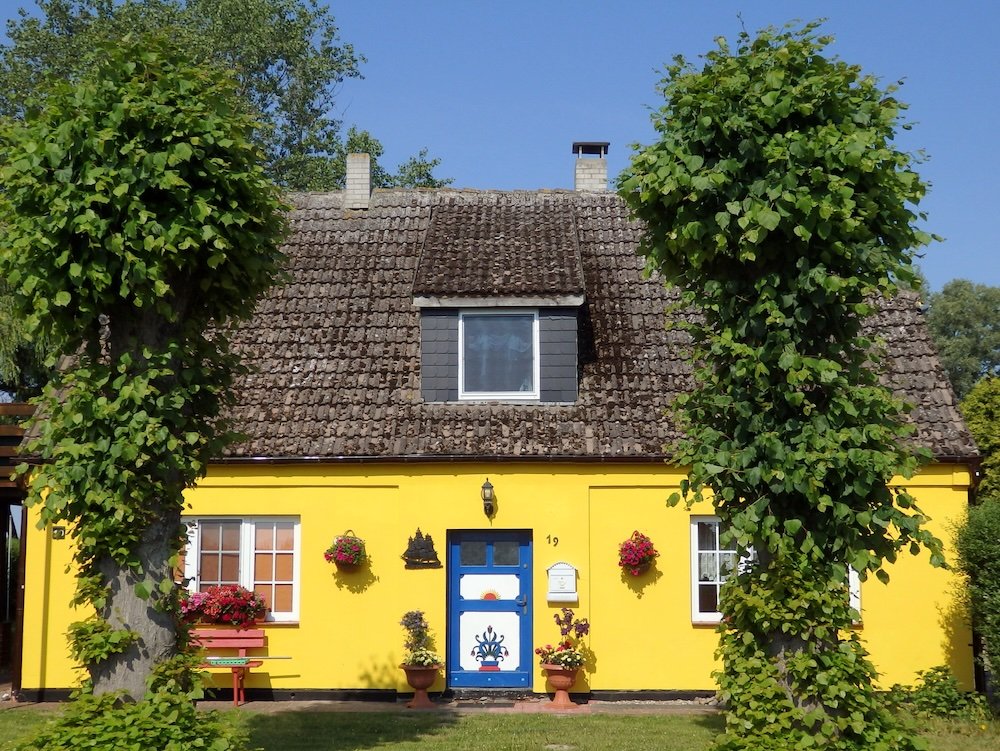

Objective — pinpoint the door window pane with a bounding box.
[493,541,520,566]
[461,540,487,566]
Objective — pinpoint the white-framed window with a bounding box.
[458,309,540,400]
[182,517,301,622]
[849,567,862,624]
[690,516,739,623]
[689,516,863,625]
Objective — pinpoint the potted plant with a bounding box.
[399,610,443,709]
[324,530,367,572]
[181,585,267,627]
[618,530,659,576]
[535,608,590,709]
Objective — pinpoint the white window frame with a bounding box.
[849,567,862,624]
[689,516,863,625]
[457,309,540,401]
[183,517,301,623]
[690,516,740,624]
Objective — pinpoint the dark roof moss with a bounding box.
[224,188,977,462]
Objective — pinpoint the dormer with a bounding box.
[412,195,585,404]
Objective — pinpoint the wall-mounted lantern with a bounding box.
[481,478,495,518]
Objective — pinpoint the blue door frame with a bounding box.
[447,531,532,688]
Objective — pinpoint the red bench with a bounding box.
[192,627,266,706]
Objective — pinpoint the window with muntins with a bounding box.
[183,517,300,622]
[690,516,739,623]
[458,310,540,400]
[690,516,862,624]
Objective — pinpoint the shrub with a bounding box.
[888,666,989,721]
[14,691,248,751]
[956,496,1000,673]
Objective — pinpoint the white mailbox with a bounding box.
[546,562,578,603]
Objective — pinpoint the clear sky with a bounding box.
[1,1,997,292]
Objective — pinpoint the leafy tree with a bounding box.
[927,280,1000,399]
[0,280,50,399]
[960,376,1000,499]
[0,0,450,397]
[955,377,1000,675]
[620,23,941,750]
[0,32,285,707]
[956,497,1000,681]
[0,0,449,192]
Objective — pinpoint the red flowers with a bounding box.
[618,531,659,576]
[324,533,366,566]
[181,585,267,627]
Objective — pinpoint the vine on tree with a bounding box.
[620,22,942,750]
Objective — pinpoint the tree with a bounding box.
[620,23,941,750]
[927,280,1000,399]
[0,32,285,707]
[955,377,1000,675]
[960,376,1000,499]
[0,0,450,191]
[0,0,450,397]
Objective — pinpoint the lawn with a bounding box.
[0,705,998,751]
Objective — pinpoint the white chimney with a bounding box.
[573,141,609,191]
[345,153,371,210]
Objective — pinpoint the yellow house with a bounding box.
[17,147,979,702]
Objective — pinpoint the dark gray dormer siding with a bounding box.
[420,308,579,404]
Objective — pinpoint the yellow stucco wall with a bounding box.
[19,462,974,695]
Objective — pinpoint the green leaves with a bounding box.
[621,20,940,750]
[5,33,287,700]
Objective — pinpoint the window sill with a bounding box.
[691,618,722,627]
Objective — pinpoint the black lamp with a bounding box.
[481,478,495,518]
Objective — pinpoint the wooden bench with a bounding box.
[192,627,266,706]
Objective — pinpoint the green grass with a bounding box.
[1,705,999,751]
[245,711,724,751]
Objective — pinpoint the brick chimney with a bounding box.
[573,142,609,191]
[345,153,371,210]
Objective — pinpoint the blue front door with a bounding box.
[447,531,532,688]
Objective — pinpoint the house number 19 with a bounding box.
[546,535,559,547]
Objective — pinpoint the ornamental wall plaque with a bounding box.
[402,528,442,569]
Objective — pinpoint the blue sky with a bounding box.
[1,1,997,292]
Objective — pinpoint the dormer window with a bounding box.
[458,310,540,401]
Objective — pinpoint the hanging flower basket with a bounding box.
[325,530,367,571]
[618,530,659,576]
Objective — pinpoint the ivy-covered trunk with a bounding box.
[715,551,902,748]
[620,22,944,751]
[90,504,181,698]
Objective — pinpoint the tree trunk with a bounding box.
[90,503,180,699]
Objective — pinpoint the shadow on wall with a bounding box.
[621,566,663,599]
[938,577,975,690]
[333,565,379,594]
[358,655,407,690]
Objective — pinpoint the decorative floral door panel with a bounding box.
[447,531,532,688]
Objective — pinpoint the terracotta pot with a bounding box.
[541,663,579,710]
[400,664,441,709]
